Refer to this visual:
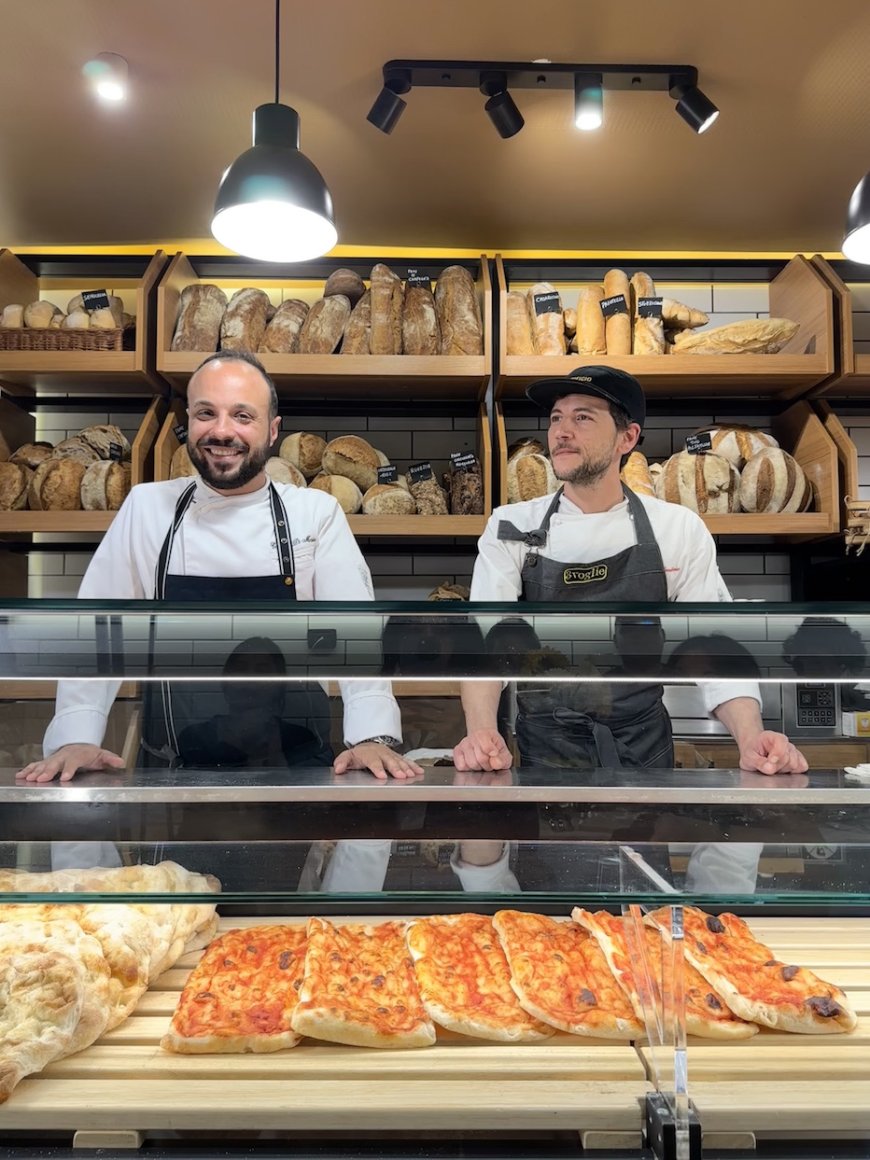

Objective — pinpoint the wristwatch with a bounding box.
[353,735,401,749]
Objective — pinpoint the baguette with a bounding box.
[573,286,606,355]
[527,282,565,355]
[602,269,631,355]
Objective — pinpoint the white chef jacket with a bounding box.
[43,476,401,755]
[470,490,761,715]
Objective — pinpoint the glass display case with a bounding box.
[1,600,869,1160]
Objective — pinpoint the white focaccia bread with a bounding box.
[671,317,800,355]
[655,450,740,515]
[507,452,557,503]
[309,472,363,514]
[620,451,655,498]
[739,447,813,513]
[265,457,306,488]
[698,425,779,468]
[279,432,326,478]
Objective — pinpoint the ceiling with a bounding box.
[3,0,870,255]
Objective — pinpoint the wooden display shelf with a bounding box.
[156,253,492,401]
[809,256,870,396]
[494,254,835,401]
[0,250,168,395]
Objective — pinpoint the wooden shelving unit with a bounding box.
[810,255,870,396]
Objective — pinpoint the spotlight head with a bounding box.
[367,67,412,134]
[83,53,129,103]
[670,77,719,134]
[574,72,603,132]
[478,73,523,138]
[843,172,870,263]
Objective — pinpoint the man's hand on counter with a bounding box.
[738,730,809,776]
[332,743,423,781]
[16,743,125,784]
[452,729,513,773]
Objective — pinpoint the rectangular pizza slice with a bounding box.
[407,913,553,1042]
[647,906,858,1034]
[492,910,643,1039]
[291,917,436,1049]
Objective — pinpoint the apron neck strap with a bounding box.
[154,482,197,599]
[497,487,564,548]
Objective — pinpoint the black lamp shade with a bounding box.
[484,90,524,139]
[212,103,337,262]
[843,172,870,263]
[674,85,719,134]
[367,86,407,134]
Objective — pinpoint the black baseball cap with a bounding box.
[526,365,646,429]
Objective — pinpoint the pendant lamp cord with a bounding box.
[274,0,280,104]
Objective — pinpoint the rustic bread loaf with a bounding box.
[50,437,101,465]
[436,266,484,355]
[171,284,227,352]
[507,452,557,503]
[298,295,351,354]
[81,461,131,511]
[427,581,470,600]
[526,282,565,355]
[506,291,535,355]
[324,268,366,306]
[620,451,655,497]
[630,272,665,355]
[445,457,485,515]
[507,437,545,463]
[661,299,709,330]
[79,425,131,459]
[322,435,381,491]
[573,286,606,355]
[0,304,24,328]
[0,462,32,510]
[279,432,326,478]
[258,300,309,353]
[696,426,779,469]
[401,284,440,355]
[309,472,363,514]
[602,269,631,355]
[671,318,800,355]
[28,459,86,510]
[265,458,306,488]
[169,444,197,479]
[409,475,449,515]
[370,264,403,355]
[66,294,124,323]
[362,483,417,516]
[220,288,271,352]
[739,448,813,513]
[9,443,54,469]
[340,289,372,354]
[655,451,740,515]
[24,301,62,328]
[562,308,577,338]
[90,307,119,330]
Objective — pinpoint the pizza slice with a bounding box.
[647,906,858,1034]
[492,910,643,1039]
[291,918,436,1049]
[406,914,553,1042]
[572,908,758,1040]
[162,925,307,1053]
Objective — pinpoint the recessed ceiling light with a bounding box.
[83,53,129,103]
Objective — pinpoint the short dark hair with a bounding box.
[192,349,279,421]
[609,400,632,433]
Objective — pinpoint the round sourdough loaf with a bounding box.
[324,268,366,306]
[362,483,417,516]
[322,436,381,491]
[9,442,54,469]
[696,426,778,469]
[169,444,197,479]
[279,432,326,478]
[309,472,363,514]
[655,451,740,515]
[79,424,131,459]
[507,453,557,503]
[265,458,306,487]
[81,461,131,511]
[0,462,32,510]
[50,437,101,465]
[507,437,546,463]
[28,459,86,510]
[739,447,813,513]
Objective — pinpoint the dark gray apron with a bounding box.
[497,485,673,770]
[140,481,333,770]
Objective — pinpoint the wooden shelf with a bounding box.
[0,512,114,534]
[700,512,833,535]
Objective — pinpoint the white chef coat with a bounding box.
[470,490,761,715]
[43,476,401,755]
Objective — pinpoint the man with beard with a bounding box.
[453,365,807,782]
[19,350,419,787]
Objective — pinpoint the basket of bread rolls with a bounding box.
[0,294,134,352]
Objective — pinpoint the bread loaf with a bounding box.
[309,472,363,514]
[265,458,306,488]
[563,308,577,338]
[362,483,417,516]
[409,475,449,515]
[507,437,545,463]
[90,307,119,330]
[297,295,351,354]
[507,452,557,503]
[739,448,813,513]
[9,442,54,469]
[63,310,90,329]
[527,282,565,355]
[80,460,131,511]
[340,289,372,354]
[171,284,227,352]
[67,293,124,324]
[258,299,309,353]
[49,312,67,328]
[445,457,485,515]
[671,318,800,355]
[170,443,197,479]
[661,298,709,330]
[630,272,665,355]
[602,269,631,355]
[505,291,535,355]
[50,437,101,465]
[401,284,440,355]
[427,581,470,601]
[28,459,86,510]
[695,426,779,469]
[370,264,403,355]
[573,286,606,355]
[24,301,62,329]
[620,451,655,498]
[220,288,271,352]
[279,432,325,478]
[435,266,483,355]
[322,435,381,491]
[0,462,32,510]
[0,304,23,328]
[324,268,366,306]
[655,451,740,515]
[79,425,131,459]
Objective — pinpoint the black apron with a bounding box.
[140,481,334,769]
[497,485,673,770]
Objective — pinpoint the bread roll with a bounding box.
[362,483,417,516]
[527,282,565,355]
[739,448,812,513]
[660,298,709,330]
[49,312,67,328]
[309,472,363,514]
[445,458,485,515]
[602,269,631,355]
[573,286,606,355]
[507,452,557,503]
[0,462,32,510]
[655,451,740,515]
[28,459,86,510]
[620,451,655,498]
[171,284,227,352]
[370,264,403,355]
[435,265,484,355]
[170,443,197,479]
[90,307,119,330]
[264,457,306,487]
[402,284,440,355]
[562,308,577,338]
[67,293,124,323]
[81,460,131,510]
[24,301,61,329]
[279,432,326,478]
[258,299,309,353]
[322,435,381,491]
[409,475,449,515]
[630,272,665,355]
[63,310,90,329]
[220,288,271,352]
[79,425,131,460]
[506,291,535,355]
[507,437,545,463]
[671,318,800,355]
[298,295,351,354]
[324,268,366,306]
[340,289,372,354]
[697,426,779,469]
[50,437,101,465]
[0,304,24,328]
[9,442,53,469]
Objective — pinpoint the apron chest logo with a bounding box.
[563,564,608,585]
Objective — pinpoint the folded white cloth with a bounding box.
[844,764,870,783]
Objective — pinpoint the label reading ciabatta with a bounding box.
[600,294,629,318]
[81,289,111,311]
[450,451,477,472]
[377,465,399,484]
[406,268,433,293]
[637,297,663,319]
[685,432,714,455]
[563,564,608,585]
[409,461,433,483]
[173,423,188,445]
[533,291,562,315]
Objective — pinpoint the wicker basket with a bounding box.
[845,498,870,554]
[0,326,133,353]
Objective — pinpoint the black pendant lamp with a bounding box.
[211,0,337,261]
[843,172,870,264]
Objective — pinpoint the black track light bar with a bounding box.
[377,59,702,95]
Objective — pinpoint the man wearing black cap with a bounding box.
[454,365,807,777]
